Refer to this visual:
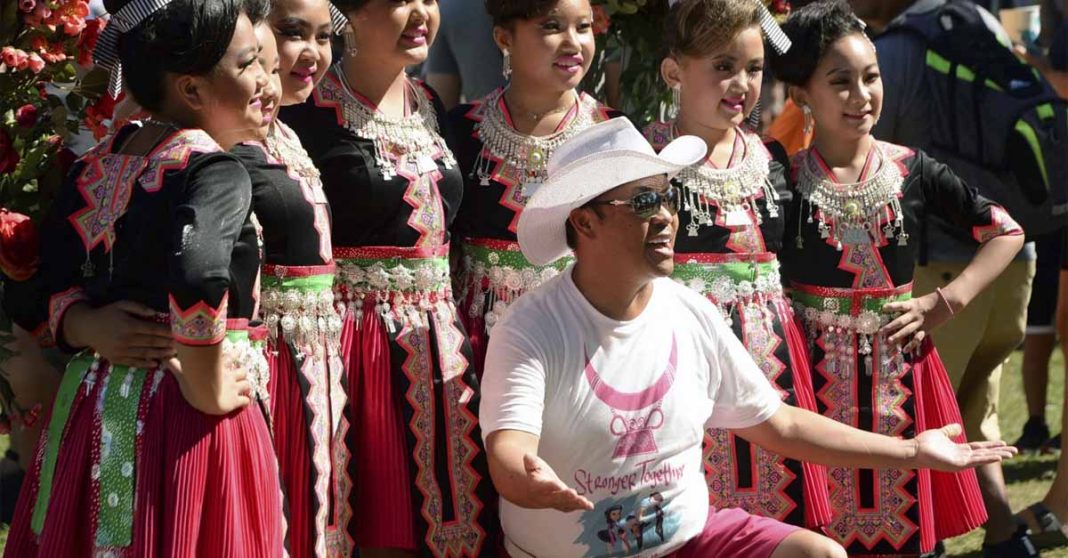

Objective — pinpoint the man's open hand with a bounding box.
[913,424,1018,471]
[522,453,594,512]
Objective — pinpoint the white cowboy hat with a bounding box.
[517,118,707,266]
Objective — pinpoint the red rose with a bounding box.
[767,0,791,16]
[15,104,38,128]
[50,0,90,36]
[96,92,120,119]
[0,129,19,175]
[31,35,67,64]
[0,209,40,281]
[592,5,611,36]
[76,17,104,67]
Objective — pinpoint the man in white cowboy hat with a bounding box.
[479,118,1019,558]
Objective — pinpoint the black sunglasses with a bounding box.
[588,186,681,220]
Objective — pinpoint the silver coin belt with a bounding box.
[260,288,343,357]
[222,334,271,404]
[333,259,453,333]
[461,254,566,332]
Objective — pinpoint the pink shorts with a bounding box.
[671,507,801,558]
[501,506,799,558]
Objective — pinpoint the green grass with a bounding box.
[0,353,1061,556]
[944,349,1066,558]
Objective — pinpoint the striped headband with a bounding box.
[96,2,348,98]
[665,0,792,55]
[94,0,174,97]
[330,3,349,34]
[757,1,791,54]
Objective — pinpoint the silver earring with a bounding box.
[344,26,358,56]
[668,85,681,119]
[502,50,511,79]
[802,104,814,136]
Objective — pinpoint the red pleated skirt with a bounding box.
[912,341,988,548]
[701,294,834,530]
[810,337,986,555]
[268,342,311,556]
[268,338,352,558]
[672,252,833,530]
[4,360,283,558]
[336,287,496,556]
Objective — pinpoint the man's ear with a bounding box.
[569,206,600,242]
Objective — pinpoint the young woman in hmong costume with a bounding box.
[4,1,283,556]
[449,0,622,370]
[641,0,832,531]
[770,2,1024,555]
[232,4,350,556]
[278,1,498,555]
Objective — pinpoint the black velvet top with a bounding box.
[279,70,460,250]
[781,141,1024,290]
[232,122,332,267]
[644,124,792,256]
[39,124,259,349]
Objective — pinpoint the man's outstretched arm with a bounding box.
[735,404,1017,471]
[485,429,594,512]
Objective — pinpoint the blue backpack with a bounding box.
[888,0,1068,236]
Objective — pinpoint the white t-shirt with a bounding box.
[480,268,782,558]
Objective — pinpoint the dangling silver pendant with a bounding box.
[416,154,438,175]
[521,180,543,198]
[723,208,751,227]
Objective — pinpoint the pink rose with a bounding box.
[1,47,17,67]
[18,0,35,13]
[1,47,28,71]
[26,52,45,74]
[23,2,51,27]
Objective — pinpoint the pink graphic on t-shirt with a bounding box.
[610,408,666,458]
[584,335,677,459]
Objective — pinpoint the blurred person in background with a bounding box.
[424,0,506,109]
